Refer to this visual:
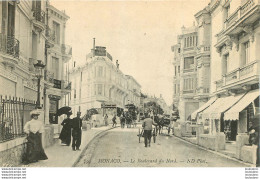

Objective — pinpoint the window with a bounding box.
[178,48,180,53]
[177,84,180,93]
[244,41,251,65]
[178,66,180,73]
[184,78,195,90]
[53,21,60,44]
[98,66,103,77]
[51,57,59,79]
[184,38,186,47]
[184,57,194,69]
[175,66,177,76]
[174,84,176,94]
[98,84,102,95]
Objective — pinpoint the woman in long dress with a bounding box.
[23,110,48,164]
[59,112,72,146]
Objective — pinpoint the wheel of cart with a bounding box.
[138,128,143,143]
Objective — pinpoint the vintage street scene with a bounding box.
[0,0,259,168]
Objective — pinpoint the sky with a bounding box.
[51,0,210,106]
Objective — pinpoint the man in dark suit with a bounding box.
[142,113,157,147]
[71,111,82,151]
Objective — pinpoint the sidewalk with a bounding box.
[25,126,113,167]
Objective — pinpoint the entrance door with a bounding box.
[49,99,59,124]
[230,121,238,141]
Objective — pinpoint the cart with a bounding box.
[138,127,156,143]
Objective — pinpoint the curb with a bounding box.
[173,134,255,167]
[72,126,119,167]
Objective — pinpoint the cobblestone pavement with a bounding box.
[76,125,249,167]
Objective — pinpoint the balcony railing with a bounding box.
[240,0,257,16]
[183,68,195,73]
[197,45,210,54]
[61,44,72,56]
[32,9,45,24]
[215,61,258,90]
[0,33,19,58]
[183,89,195,94]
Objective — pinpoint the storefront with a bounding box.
[224,90,259,141]
[201,94,245,136]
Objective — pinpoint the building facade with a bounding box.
[203,0,260,138]
[186,0,259,164]
[172,25,200,122]
[44,3,72,125]
[69,43,141,116]
[0,1,71,124]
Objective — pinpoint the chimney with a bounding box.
[93,38,96,50]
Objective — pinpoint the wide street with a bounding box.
[76,124,248,167]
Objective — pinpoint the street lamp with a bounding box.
[34,60,46,109]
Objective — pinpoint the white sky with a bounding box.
[51,0,210,106]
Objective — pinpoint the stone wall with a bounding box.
[0,138,26,167]
[0,124,55,166]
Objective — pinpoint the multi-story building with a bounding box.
[198,0,260,139]
[172,24,200,122]
[125,75,141,107]
[172,6,212,122]
[43,3,72,125]
[188,0,259,164]
[69,40,141,116]
[0,0,72,165]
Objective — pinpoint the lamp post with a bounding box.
[34,60,46,109]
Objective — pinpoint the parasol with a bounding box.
[56,106,72,116]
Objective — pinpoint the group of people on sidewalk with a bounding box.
[22,110,83,165]
[59,111,83,151]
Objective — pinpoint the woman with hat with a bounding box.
[23,110,48,164]
[59,111,72,146]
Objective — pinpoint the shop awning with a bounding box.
[191,97,217,120]
[202,93,245,120]
[224,90,259,121]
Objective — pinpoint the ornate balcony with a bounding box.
[216,0,260,45]
[0,33,19,67]
[32,9,46,32]
[214,60,259,91]
[61,44,72,62]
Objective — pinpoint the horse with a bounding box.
[154,115,171,135]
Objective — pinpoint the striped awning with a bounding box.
[191,97,217,120]
[224,90,259,121]
[202,93,245,120]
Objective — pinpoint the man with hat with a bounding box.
[71,111,82,151]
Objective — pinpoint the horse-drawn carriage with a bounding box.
[154,115,172,135]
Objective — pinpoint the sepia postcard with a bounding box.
[0,0,259,173]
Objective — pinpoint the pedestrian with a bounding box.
[23,110,48,164]
[112,114,117,127]
[59,111,72,146]
[142,113,157,147]
[120,113,125,128]
[71,111,82,151]
[104,114,108,126]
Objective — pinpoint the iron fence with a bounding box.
[0,96,36,143]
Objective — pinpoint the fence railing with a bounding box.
[0,96,36,143]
